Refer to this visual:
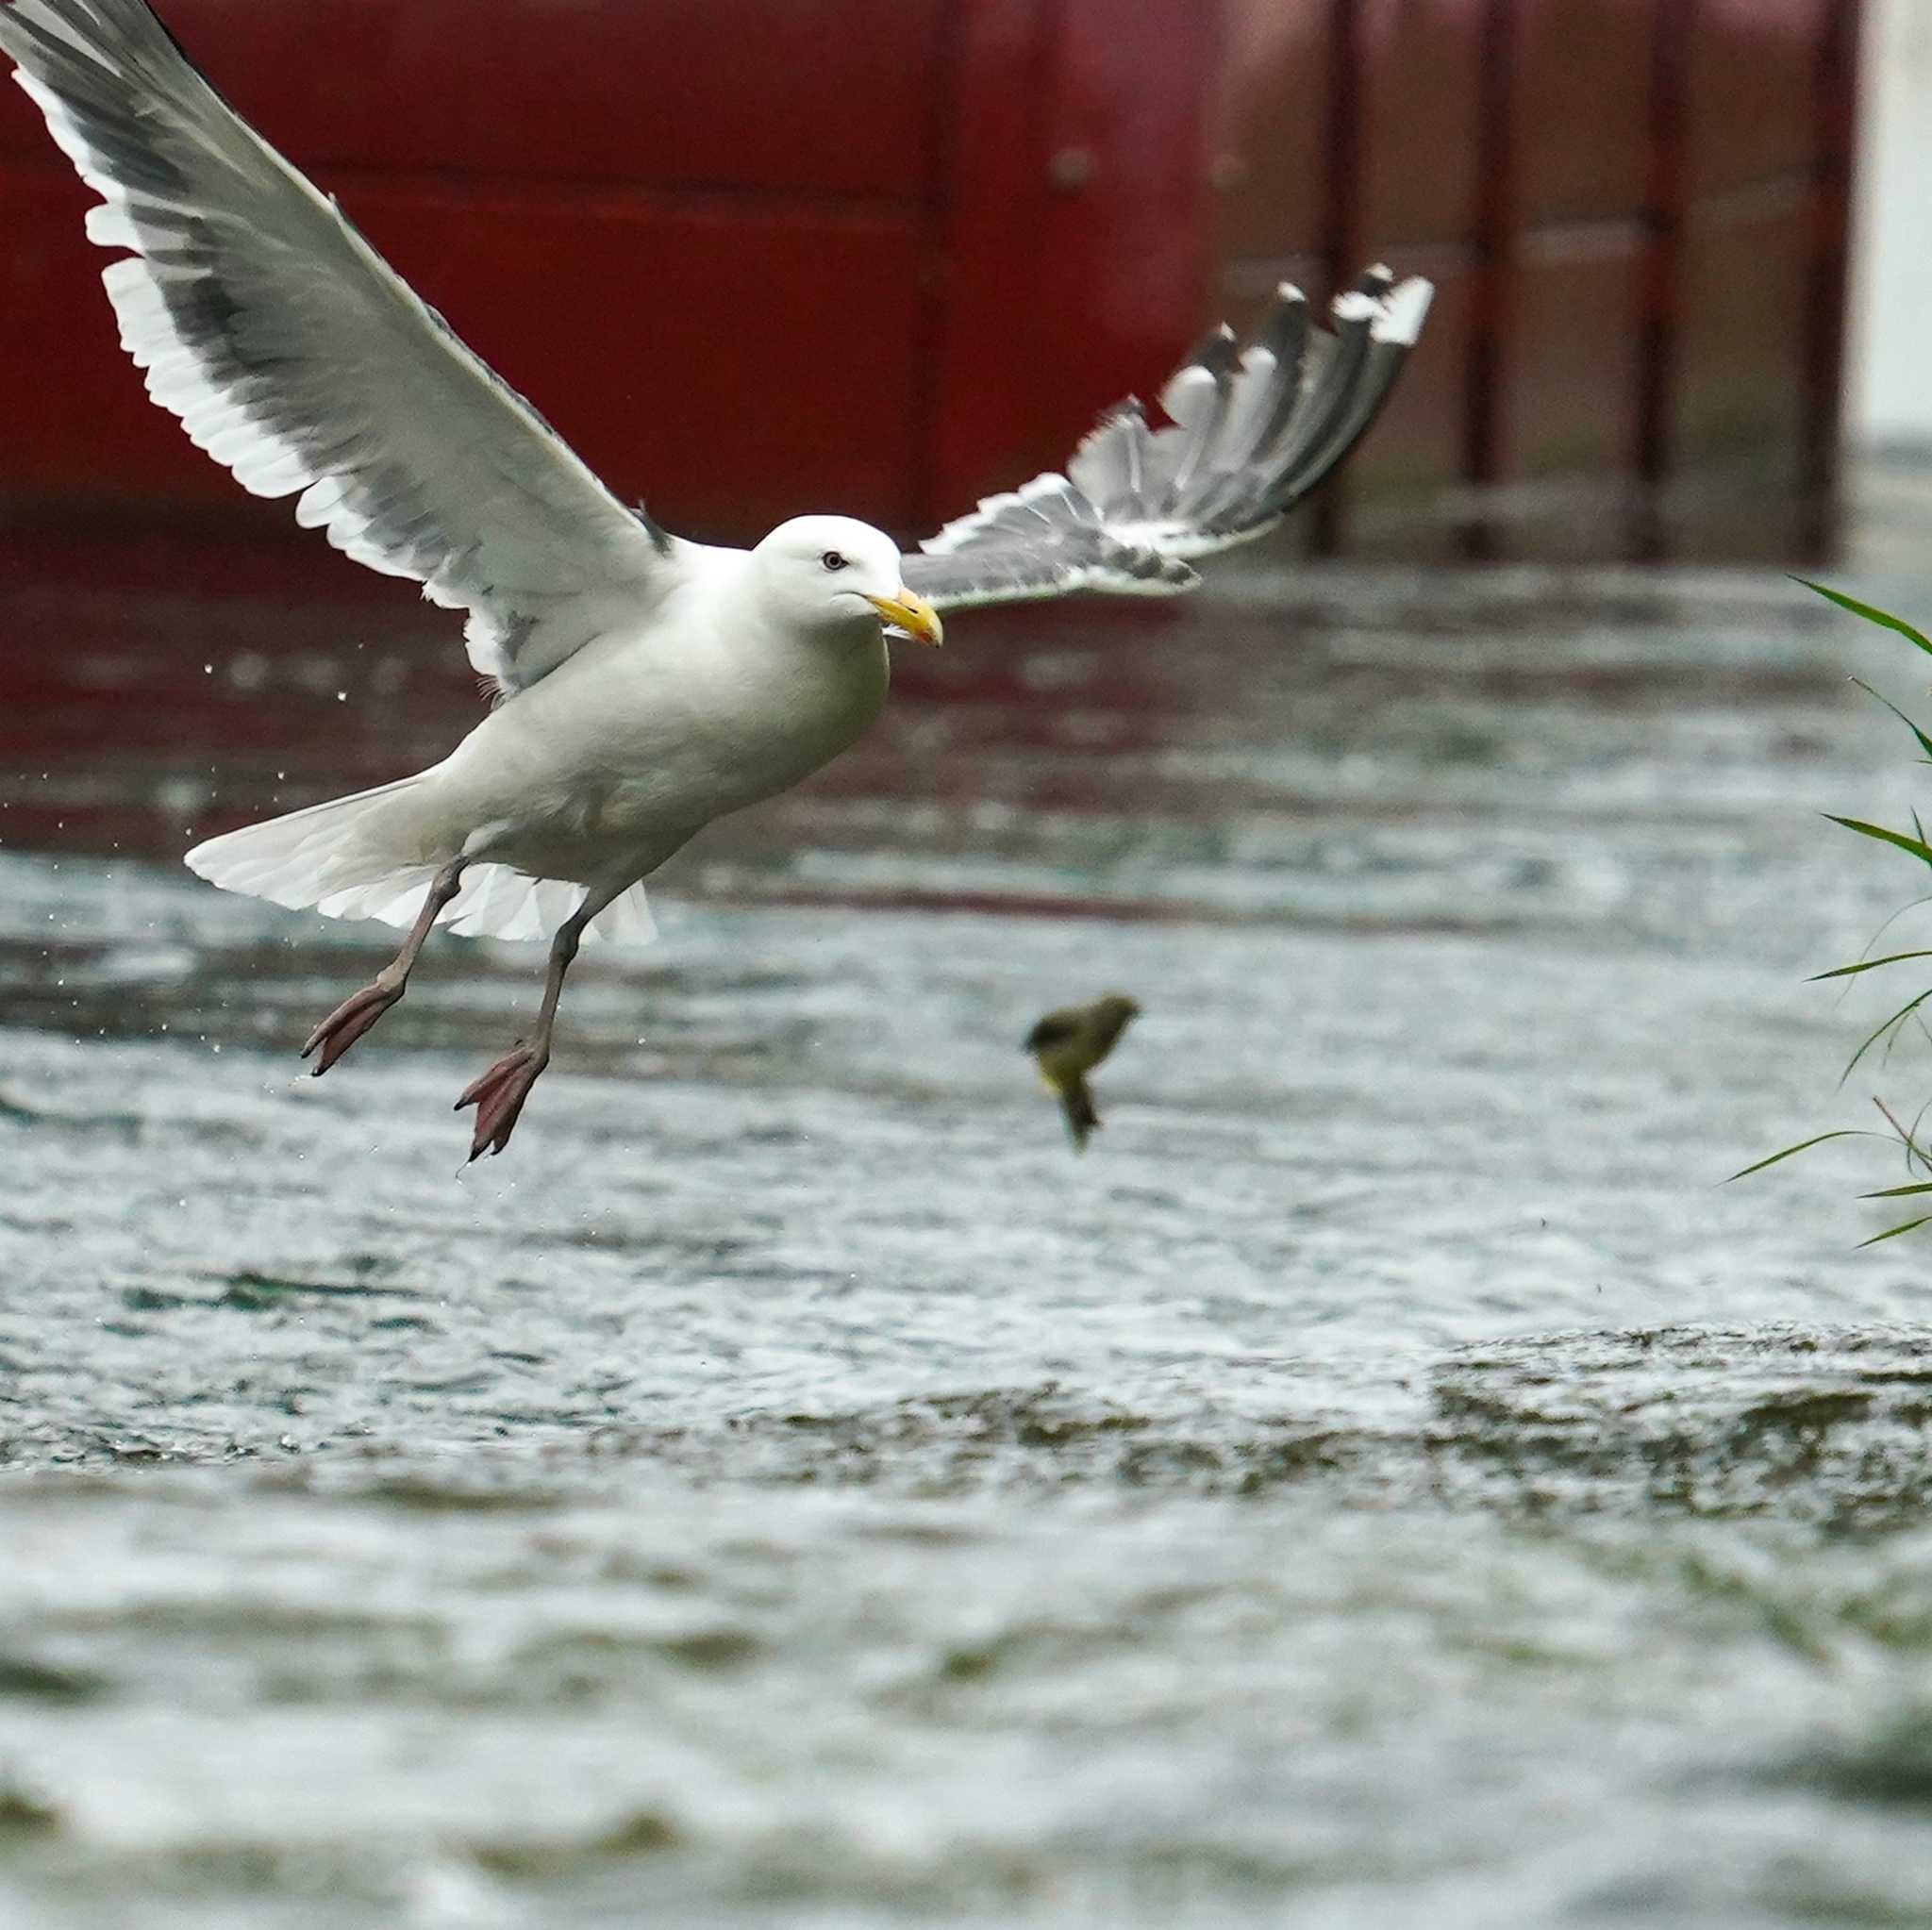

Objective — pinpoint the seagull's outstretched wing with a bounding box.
[904,268,1433,614]
[0,0,677,691]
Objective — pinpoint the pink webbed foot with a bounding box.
[456,1044,550,1160]
[301,979,403,1075]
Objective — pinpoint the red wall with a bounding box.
[0,0,1213,547]
[0,0,1858,559]
[1207,0,1859,557]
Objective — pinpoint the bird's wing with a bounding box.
[1024,1010,1081,1054]
[904,268,1432,615]
[0,0,680,691]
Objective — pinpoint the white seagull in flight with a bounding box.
[0,0,1432,1158]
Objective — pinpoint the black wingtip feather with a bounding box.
[1161,324,1241,511]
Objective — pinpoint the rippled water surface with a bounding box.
[7,523,1932,1926]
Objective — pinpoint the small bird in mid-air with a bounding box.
[1025,994,1141,1151]
[0,0,1429,1159]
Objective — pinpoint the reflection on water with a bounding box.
[4,516,1932,1926]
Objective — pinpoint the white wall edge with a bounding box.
[1850,0,1932,443]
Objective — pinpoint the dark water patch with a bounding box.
[19,1320,1932,1526]
[512,1622,762,1686]
[1425,1324,1932,1528]
[1772,1712,1932,1809]
[340,1474,570,1514]
[0,1782,59,1839]
[0,1655,108,1704]
[470,1805,682,1877]
[0,1081,142,1136]
[516,1325,1932,1526]
[212,1269,417,1306]
[122,1272,419,1314]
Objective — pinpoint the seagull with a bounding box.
[0,0,1433,1159]
[1024,993,1141,1151]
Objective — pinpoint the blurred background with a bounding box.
[0,0,1916,566]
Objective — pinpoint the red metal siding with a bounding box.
[0,0,1220,543]
[0,0,1865,560]
[0,170,931,530]
[0,0,956,538]
[1506,0,1650,509]
[1206,2,1329,313]
[0,0,951,191]
[1204,0,1859,558]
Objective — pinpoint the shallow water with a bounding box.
[6,531,1932,1924]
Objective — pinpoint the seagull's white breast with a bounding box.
[413,552,891,883]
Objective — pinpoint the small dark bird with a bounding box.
[1024,993,1141,1151]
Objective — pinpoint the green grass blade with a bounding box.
[1726,1130,1874,1182]
[1857,1214,1932,1249]
[1850,677,1932,761]
[1841,989,1932,1085]
[1853,896,1932,964]
[1809,951,1932,982]
[1874,1095,1932,1174]
[1860,1182,1932,1199]
[1795,579,1932,657]
[1824,815,1932,871]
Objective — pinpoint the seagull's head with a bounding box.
[752,516,943,648]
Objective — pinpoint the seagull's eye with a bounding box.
[820,551,849,573]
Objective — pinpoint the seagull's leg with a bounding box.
[301,858,468,1075]
[456,884,616,1160]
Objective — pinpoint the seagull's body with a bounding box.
[198,517,914,1151]
[228,531,897,932]
[0,0,1432,1157]
[416,569,891,890]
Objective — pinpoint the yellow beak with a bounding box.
[865,589,944,648]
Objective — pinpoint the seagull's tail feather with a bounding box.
[183,782,656,947]
[184,775,425,916]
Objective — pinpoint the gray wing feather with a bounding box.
[907,268,1432,616]
[1151,324,1240,514]
[907,525,1196,612]
[0,0,675,690]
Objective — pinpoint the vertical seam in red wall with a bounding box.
[1464,0,1521,560]
[912,0,970,533]
[1634,0,1693,559]
[1034,0,1071,456]
[1801,0,1859,558]
[918,0,1057,531]
[1311,0,1363,557]
[1193,0,1229,343]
